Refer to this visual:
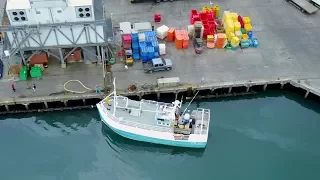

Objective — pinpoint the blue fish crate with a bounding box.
[148,47,155,53]
[132,42,139,49]
[148,52,154,58]
[132,33,138,38]
[146,41,152,46]
[142,59,152,63]
[139,42,146,48]
[141,57,151,63]
[132,48,139,53]
[154,52,159,58]
[133,53,140,60]
[154,45,159,52]
[148,31,155,37]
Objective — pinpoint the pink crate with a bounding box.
[191,9,198,15]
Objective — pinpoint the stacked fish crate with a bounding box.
[139,31,159,63]
[131,32,140,60]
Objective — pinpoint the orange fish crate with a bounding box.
[175,30,183,49]
[182,34,189,49]
[167,28,175,42]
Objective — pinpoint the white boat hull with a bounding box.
[97,104,207,148]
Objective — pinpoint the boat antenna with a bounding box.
[113,77,116,95]
[180,95,183,108]
[113,77,116,115]
[182,90,199,115]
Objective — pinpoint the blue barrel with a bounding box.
[247,31,253,38]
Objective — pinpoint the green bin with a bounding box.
[19,66,28,81]
[30,66,42,78]
[109,58,116,65]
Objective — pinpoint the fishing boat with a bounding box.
[96,78,210,148]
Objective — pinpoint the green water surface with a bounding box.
[1,91,320,180]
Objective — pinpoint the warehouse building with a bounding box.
[0,0,112,76]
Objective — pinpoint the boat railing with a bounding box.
[196,108,210,135]
[101,103,172,133]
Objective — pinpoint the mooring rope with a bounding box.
[63,80,93,94]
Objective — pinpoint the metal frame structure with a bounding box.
[0,0,112,88]
[0,20,108,64]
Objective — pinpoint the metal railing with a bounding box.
[196,108,210,135]
[101,103,172,133]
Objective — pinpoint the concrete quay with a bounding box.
[1,77,320,114]
[1,0,320,114]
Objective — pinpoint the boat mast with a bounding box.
[113,77,116,115]
[182,90,199,115]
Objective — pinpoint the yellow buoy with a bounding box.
[105,98,110,104]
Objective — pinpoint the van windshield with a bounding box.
[161,59,166,65]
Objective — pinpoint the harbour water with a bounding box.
[1,91,320,180]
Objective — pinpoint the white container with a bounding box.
[133,22,152,32]
[156,25,169,40]
[187,25,195,37]
[138,33,146,42]
[159,44,166,55]
[200,26,204,39]
[157,77,180,88]
[119,22,132,35]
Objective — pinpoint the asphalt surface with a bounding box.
[1,0,320,101]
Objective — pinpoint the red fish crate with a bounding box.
[238,15,244,28]
[154,14,161,23]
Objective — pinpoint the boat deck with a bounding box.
[191,109,210,135]
[102,95,210,135]
[102,96,174,132]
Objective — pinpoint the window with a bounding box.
[57,10,62,13]
[36,11,41,14]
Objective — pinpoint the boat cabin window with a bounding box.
[156,118,170,126]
